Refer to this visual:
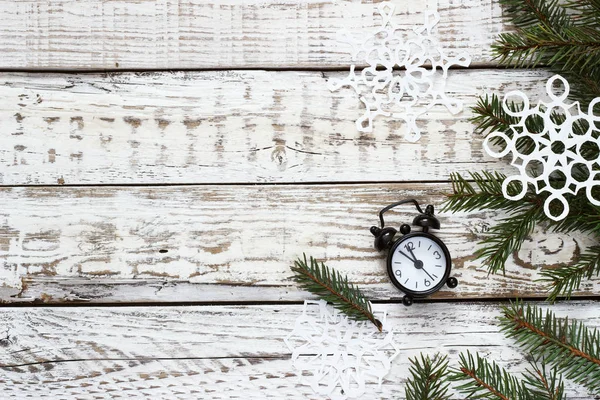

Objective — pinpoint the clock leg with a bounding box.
[446,277,458,289]
[402,295,413,307]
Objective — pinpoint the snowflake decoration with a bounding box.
[284,300,399,399]
[484,74,600,221]
[328,2,471,141]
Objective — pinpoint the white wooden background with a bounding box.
[0,0,598,398]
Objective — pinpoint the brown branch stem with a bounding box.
[296,267,382,331]
[459,367,511,400]
[509,314,600,367]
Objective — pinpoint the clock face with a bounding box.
[387,233,451,297]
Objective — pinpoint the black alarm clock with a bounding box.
[370,199,458,306]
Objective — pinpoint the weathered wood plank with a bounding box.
[0,302,597,398]
[0,69,550,185]
[0,0,505,70]
[1,184,597,303]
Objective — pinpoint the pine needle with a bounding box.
[290,254,382,331]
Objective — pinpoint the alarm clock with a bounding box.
[370,199,458,306]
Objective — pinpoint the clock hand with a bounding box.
[422,268,434,281]
[408,247,419,262]
[398,250,417,263]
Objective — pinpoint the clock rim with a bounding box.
[386,232,452,298]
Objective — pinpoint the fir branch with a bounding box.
[565,0,600,28]
[463,87,600,289]
[477,205,543,275]
[407,302,600,398]
[491,0,600,103]
[470,94,521,135]
[449,351,527,399]
[546,194,600,236]
[471,95,585,149]
[493,26,600,73]
[443,171,536,214]
[499,0,570,31]
[522,360,565,400]
[443,172,545,275]
[500,301,600,392]
[290,254,382,331]
[470,95,566,158]
[539,246,600,301]
[405,353,451,400]
[572,69,600,104]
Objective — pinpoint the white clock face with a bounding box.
[389,235,448,293]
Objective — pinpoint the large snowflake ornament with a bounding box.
[284,300,399,399]
[484,74,600,221]
[328,2,471,141]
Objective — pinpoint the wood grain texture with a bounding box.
[0,0,506,70]
[1,184,597,303]
[0,301,598,398]
[0,69,551,185]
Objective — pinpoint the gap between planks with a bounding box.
[3,296,600,308]
[0,179,501,189]
[0,63,501,75]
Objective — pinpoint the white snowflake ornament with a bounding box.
[328,2,471,141]
[484,74,600,221]
[284,300,399,399]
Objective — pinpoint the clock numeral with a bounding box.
[394,270,402,277]
[418,241,421,248]
[428,245,432,251]
[434,250,441,260]
[404,242,415,251]
[424,279,431,287]
[404,278,409,284]
[435,265,442,268]
[415,281,418,289]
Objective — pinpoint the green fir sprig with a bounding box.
[449,351,529,399]
[447,352,566,400]
[447,90,600,295]
[407,351,567,399]
[521,361,565,400]
[443,172,545,275]
[539,246,600,301]
[444,171,600,296]
[405,353,452,400]
[448,0,600,298]
[290,254,382,331]
[500,300,600,392]
[405,302,597,399]
[493,0,600,105]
